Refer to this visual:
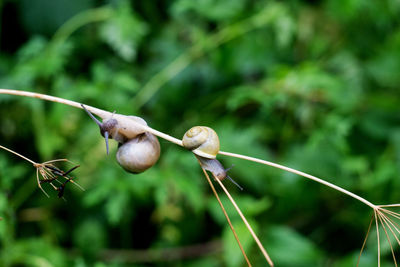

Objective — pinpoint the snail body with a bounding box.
[100,115,148,144]
[196,156,227,180]
[82,105,160,173]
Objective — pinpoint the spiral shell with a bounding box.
[182,126,220,159]
[116,132,161,173]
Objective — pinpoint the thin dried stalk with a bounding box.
[199,165,252,266]
[214,177,274,266]
[0,89,182,147]
[357,215,374,267]
[375,209,381,267]
[358,207,400,267]
[0,145,36,165]
[0,144,83,197]
[377,211,397,266]
[0,90,378,209]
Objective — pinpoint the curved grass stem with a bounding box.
[358,206,400,266]
[199,164,252,267]
[0,144,36,165]
[0,89,380,208]
[1,89,376,211]
[357,215,374,266]
[0,144,82,198]
[214,176,274,266]
[0,89,183,146]
[218,151,377,209]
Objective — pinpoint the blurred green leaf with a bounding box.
[99,1,148,61]
[265,225,324,266]
[74,220,106,256]
[172,0,246,21]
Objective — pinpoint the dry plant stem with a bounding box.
[383,209,400,257]
[377,212,397,266]
[0,144,54,196]
[378,204,400,208]
[199,165,252,267]
[381,208,400,220]
[358,207,400,267]
[375,209,381,267]
[0,143,83,197]
[219,151,377,209]
[382,214,400,236]
[357,215,374,267]
[0,89,385,210]
[378,212,399,266]
[0,89,182,146]
[214,176,274,266]
[380,209,400,257]
[0,144,36,164]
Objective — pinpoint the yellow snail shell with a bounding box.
[182,126,220,159]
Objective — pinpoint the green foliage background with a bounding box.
[0,0,400,266]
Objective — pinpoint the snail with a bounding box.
[182,126,243,190]
[81,104,160,173]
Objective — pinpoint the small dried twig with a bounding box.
[0,144,83,198]
[199,163,252,267]
[35,161,83,198]
[213,175,274,266]
[357,214,374,266]
[357,206,400,266]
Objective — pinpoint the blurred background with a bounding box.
[0,0,400,266]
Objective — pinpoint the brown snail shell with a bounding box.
[116,132,160,173]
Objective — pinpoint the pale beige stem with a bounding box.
[219,151,377,209]
[377,211,398,266]
[0,89,109,117]
[378,204,400,208]
[357,215,374,267]
[380,209,400,220]
[379,212,400,246]
[0,89,381,210]
[214,176,274,266]
[200,166,251,267]
[0,144,36,165]
[0,89,183,146]
[375,209,381,267]
[381,210,400,230]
